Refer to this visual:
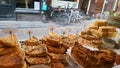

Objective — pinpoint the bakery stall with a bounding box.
[0,19,120,68]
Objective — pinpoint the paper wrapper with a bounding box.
[66,47,84,68]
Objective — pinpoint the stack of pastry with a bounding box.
[98,26,117,38]
[61,34,77,48]
[0,34,25,68]
[71,43,116,68]
[23,36,51,66]
[89,20,117,38]
[42,32,67,68]
[80,29,103,49]
[71,20,117,68]
[89,20,108,30]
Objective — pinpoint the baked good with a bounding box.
[0,47,17,56]
[98,26,116,32]
[42,36,62,47]
[24,36,40,45]
[93,20,108,26]
[81,29,91,35]
[26,56,51,65]
[80,35,101,40]
[0,51,25,68]
[61,35,77,48]
[46,44,66,54]
[23,36,51,66]
[90,29,102,38]
[48,53,66,60]
[89,20,108,30]
[71,43,116,68]
[0,34,19,47]
[24,44,47,57]
[0,34,25,68]
[48,53,66,64]
[51,62,65,68]
[89,25,99,30]
[115,55,120,65]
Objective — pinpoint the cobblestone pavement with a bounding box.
[0,20,95,40]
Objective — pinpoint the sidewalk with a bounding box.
[0,19,95,28]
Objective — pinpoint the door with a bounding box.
[46,0,51,6]
[94,0,104,15]
[0,0,15,18]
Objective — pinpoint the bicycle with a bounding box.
[41,11,49,23]
[51,4,85,25]
[56,8,83,25]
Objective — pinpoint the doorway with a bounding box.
[81,0,89,13]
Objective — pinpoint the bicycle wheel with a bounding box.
[56,13,69,25]
[41,14,49,23]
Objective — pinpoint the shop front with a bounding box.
[0,0,44,20]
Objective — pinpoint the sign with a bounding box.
[34,1,40,10]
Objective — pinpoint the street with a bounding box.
[0,20,94,41]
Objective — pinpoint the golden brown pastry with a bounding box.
[0,34,25,68]
[42,36,62,47]
[98,26,116,32]
[24,36,40,45]
[26,56,51,65]
[89,25,99,30]
[46,45,66,54]
[24,45,47,57]
[0,49,25,68]
[48,53,65,60]
[51,62,65,68]
[81,29,91,35]
[115,55,120,65]
[80,35,100,40]
[0,34,19,47]
[0,47,17,56]
[71,43,116,68]
[93,20,108,26]
[61,35,76,48]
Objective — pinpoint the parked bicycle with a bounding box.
[51,7,85,25]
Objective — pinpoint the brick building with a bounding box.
[83,0,119,15]
[0,0,119,20]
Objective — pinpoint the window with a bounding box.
[16,0,39,8]
[0,0,10,5]
[65,0,74,1]
[60,0,77,2]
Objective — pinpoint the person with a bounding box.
[41,0,48,22]
[41,0,53,22]
[42,0,47,11]
[41,0,53,19]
